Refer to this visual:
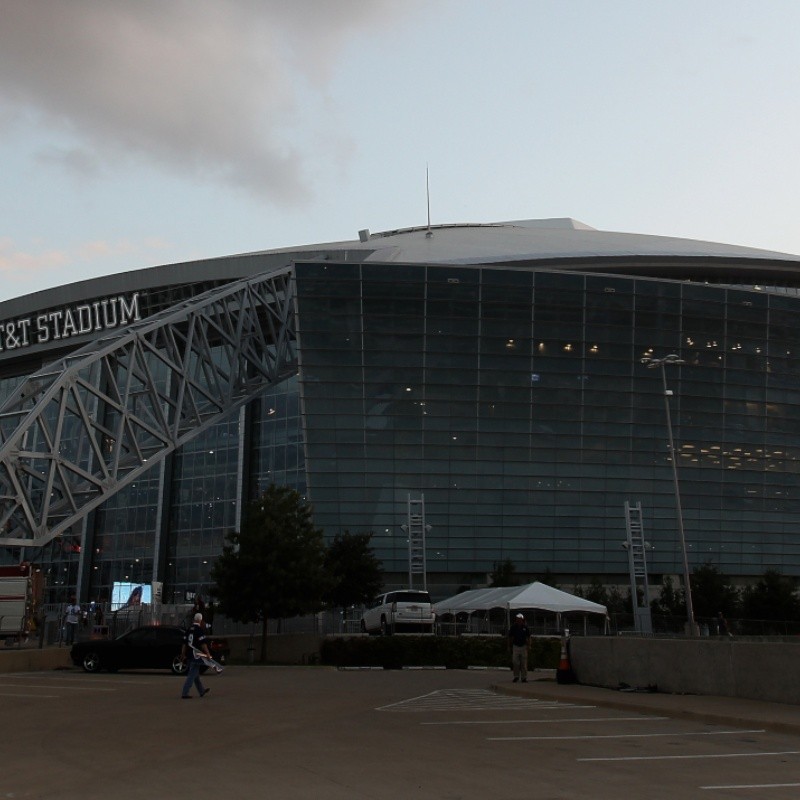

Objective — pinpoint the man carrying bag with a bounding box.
[181,612,212,699]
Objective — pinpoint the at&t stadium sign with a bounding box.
[0,292,142,354]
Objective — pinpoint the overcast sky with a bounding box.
[2,0,800,302]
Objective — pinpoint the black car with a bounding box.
[69,625,230,674]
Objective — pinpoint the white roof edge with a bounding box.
[497,217,598,231]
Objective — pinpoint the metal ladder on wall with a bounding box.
[624,501,653,634]
[405,495,428,591]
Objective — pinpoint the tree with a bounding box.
[323,531,383,615]
[575,577,609,606]
[536,567,559,589]
[606,585,629,616]
[690,562,740,619]
[574,579,628,616]
[740,569,800,622]
[210,485,328,662]
[651,575,686,617]
[489,558,520,587]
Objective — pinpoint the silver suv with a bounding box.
[360,590,435,635]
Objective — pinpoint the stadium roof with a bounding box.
[3,217,800,320]
[352,218,800,266]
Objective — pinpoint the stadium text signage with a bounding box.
[0,292,141,353]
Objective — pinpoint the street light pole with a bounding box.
[641,354,699,637]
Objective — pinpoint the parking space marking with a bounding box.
[701,783,800,791]
[488,729,766,741]
[0,692,58,698]
[0,683,117,691]
[377,688,595,712]
[423,716,666,726]
[2,674,154,685]
[580,750,800,762]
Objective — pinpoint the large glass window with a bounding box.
[293,260,800,583]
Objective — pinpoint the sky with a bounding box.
[2,0,800,303]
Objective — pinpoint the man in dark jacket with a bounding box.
[508,613,531,683]
[181,612,212,699]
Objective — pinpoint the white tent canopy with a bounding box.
[434,581,607,617]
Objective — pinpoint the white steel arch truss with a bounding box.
[0,265,297,548]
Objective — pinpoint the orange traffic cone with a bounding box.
[556,635,577,684]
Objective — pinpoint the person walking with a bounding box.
[181,612,212,699]
[508,613,531,683]
[63,596,81,645]
[187,594,208,629]
[191,595,206,617]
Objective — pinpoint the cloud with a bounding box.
[0,236,165,293]
[35,145,102,177]
[0,237,69,277]
[0,0,407,205]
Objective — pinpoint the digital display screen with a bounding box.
[111,582,152,610]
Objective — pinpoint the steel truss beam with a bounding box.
[0,265,297,547]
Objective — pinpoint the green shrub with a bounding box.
[320,635,561,670]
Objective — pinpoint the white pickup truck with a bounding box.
[360,589,435,635]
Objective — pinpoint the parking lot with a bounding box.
[2,665,799,799]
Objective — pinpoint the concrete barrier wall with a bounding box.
[226,633,324,665]
[570,636,800,705]
[0,646,72,674]
[0,634,325,673]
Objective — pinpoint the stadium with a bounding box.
[2,217,800,606]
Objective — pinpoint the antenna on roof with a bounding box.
[425,164,433,238]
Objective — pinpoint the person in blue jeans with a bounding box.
[181,612,212,699]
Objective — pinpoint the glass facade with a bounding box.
[295,262,800,589]
[4,244,800,602]
[250,375,306,496]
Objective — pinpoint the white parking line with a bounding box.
[0,692,58,698]
[0,683,116,691]
[580,750,800,762]
[377,688,589,712]
[701,783,800,790]
[377,690,440,710]
[2,675,153,685]
[488,729,766,741]
[393,703,593,712]
[423,716,666,726]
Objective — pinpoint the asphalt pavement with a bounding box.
[2,660,800,799]
[3,642,800,737]
[495,669,800,737]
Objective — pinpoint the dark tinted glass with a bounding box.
[392,592,431,603]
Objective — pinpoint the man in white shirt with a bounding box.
[63,597,81,645]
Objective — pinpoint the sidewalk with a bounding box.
[492,670,800,737]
